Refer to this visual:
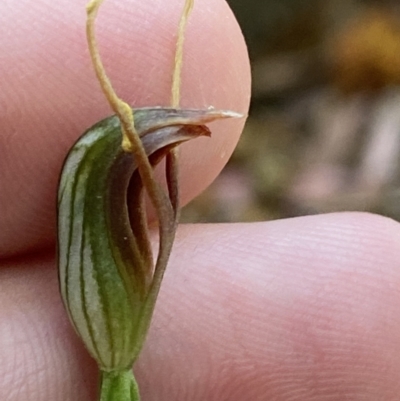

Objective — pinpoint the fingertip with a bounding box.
[0,0,250,256]
[136,213,400,399]
[2,214,400,399]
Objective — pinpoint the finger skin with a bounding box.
[0,0,250,257]
[1,213,400,400]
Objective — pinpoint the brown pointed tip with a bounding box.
[174,124,212,143]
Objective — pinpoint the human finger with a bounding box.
[0,0,250,257]
[1,213,400,399]
[138,212,400,400]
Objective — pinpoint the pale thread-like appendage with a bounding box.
[171,0,194,108]
[167,0,195,225]
[86,5,176,353]
[86,0,173,234]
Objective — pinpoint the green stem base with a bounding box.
[99,369,140,401]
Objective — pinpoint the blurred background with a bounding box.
[182,0,400,223]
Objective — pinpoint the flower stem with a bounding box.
[99,369,140,401]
